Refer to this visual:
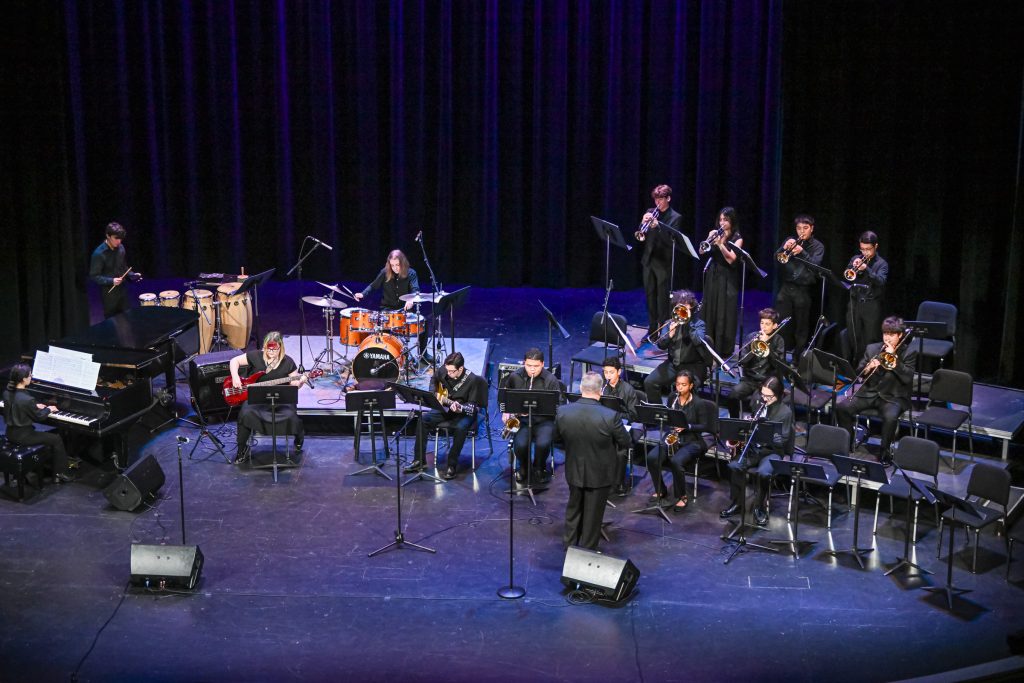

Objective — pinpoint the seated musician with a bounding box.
[353,249,431,363]
[229,332,309,462]
[601,356,639,496]
[404,352,487,480]
[3,364,75,482]
[500,348,563,486]
[836,315,916,465]
[642,289,708,404]
[645,370,713,512]
[730,307,786,416]
[721,376,793,527]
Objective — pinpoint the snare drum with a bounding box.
[339,307,370,346]
[352,333,405,380]
[159,290,181,307]
[401,312,424,336]
[182,289,215,354]
[351,309,375,331]
[383,310,406,330]
[138,293,158,307]
[217,282,253,350]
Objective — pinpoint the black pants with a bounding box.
[836,395,903,453]
[643,361,707,404]
[846,298,882,365]
[728,450,770,507]
[643,264,671,332]
[564,484,612,550]
[236,403,304,450]
[513,419,555,473]
[647,440,705,499]
[415,410,475,468]
[775,282,813,352]
[6,426,69,474]
[730,378,762,417]
[101,290,129,319]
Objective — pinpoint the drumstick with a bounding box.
[108,267,132,293]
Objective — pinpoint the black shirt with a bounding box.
[657,318,707,367]
[89,241,128,288]
[778,236,825,286]
[3,388,51,429]
[500,368,563,423]
[667,393,713,449]
[361,268,420,311]
[739,331,786,383]
[244,350,298,382]
[641,206,683,268]
[847,253,888,302]
[431,370,487,413]
[602,378,639,422]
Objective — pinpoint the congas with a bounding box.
[217,282,252,350]
[339,307,370,346]
[352,333,405,380]
[383,310,406,330]
[351,309,375,331]
[182,289,215,354]
[402,313,424,336]
[138,293,158,307]
[158,290,181,307]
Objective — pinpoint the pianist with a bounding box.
[3,364,75,483]
[229,332,308,463]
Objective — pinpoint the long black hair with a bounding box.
[6,363,31,392]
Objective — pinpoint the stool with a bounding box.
[0,438,53,502]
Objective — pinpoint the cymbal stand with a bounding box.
[311,302,347,374]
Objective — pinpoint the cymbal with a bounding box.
[301,295,346,309]
[315,280,351,298]
[398,291,448,303]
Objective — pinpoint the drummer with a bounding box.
[354,249,431,362]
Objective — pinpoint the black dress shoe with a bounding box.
[720,503,740,519]
[443,465,457,480]
[234,446,250,464]
[56,471,78,484]
[403,460,425,474]
[753,507,769,527]
[294,440,303,452]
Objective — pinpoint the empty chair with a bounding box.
[913,368,974,473]
[915,300,957,369]
[872,436,940,542]
[936,462,1011,574]
[788,423,846,528]
[568,311,629,390]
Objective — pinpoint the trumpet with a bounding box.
[635,207,661,240]
[844,254,873,281]
[775,238,805,264]
[500,415,521,440]
[698,227,725,254]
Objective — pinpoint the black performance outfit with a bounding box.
[235,351,304,454]
[836,342,916,456]
[731,331,786,415]
[727,400,794,509]
[646,394,714,501]
[844,254,888,364]
[89,241,133,318]
[3,388,70,474]
[602,378,639,487]
[703,229,743,360]
[774,237,825,352]
[360,267,429,359]
[554,397,631,550]
[500,368,562,481]
[414,370,488,471]
[643,318,708,404]
[640,206,683,334]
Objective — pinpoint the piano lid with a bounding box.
[55,307,198,353]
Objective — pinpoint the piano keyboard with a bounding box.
[48,411,98,428]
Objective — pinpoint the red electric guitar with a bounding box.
[222,369,323,407]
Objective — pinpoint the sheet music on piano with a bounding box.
[33,346,101,392]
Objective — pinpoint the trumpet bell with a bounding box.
[776,251,791,264]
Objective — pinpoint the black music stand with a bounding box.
[498,388,559,506]
[246,385,300,483]
[590,216,632,297]
[788,256,849,322]
[347,390,395,481]
[435,286,471,355]
[187,396,230,464]
[924,485,983,609]
[767,459,824,558]
[633,402,689,523]
[538,299,571,374]
[388,382,447,486]
[884,464,937,577]
[236,267,275,349]
[826,455,888,569]
[720,418,782,564]
[904,320,948,409]
[768,355,811,445]
[810,349,857,425]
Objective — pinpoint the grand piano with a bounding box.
[23,307,198,449]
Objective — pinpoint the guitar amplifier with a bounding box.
[188,349,238,415]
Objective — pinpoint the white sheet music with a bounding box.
[32,347,101,390]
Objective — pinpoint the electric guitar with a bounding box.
[436,384,479,416]
[222,369,323,407]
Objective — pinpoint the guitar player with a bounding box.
[230,331,310,463]
[404,351,487,481]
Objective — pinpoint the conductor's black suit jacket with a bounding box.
[555,397,631,489]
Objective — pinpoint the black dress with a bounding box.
[703,229,743,360]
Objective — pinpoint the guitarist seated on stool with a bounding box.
[229,331,310,463]
[405,351,486,480]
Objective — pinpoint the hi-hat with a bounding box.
[302,295,347,309]
[398,291,447,303]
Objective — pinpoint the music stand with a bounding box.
[788,256,849,322]
[768,355,811,445]
[826,455,888,569]
[590,216,632,298]
[727,241,768,353]
[246,385,300,483]
[347,390,396,481]
[904,320,948,409]
[810,349,857,425]
[719,419,782,564]
[388,382,447,486]
[538,299,571,375]
[435,286,471,355]
[924,485,983,609]
[498,388,559,506]
[633,402,689,523]
[187,396,231,464]
[655,219,699,292]
[767,459,824,557]
[884,464,937,577]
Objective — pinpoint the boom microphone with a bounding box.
[309,236,334,251]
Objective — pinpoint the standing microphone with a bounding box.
[415,231,423,243]
[308,236,334,251]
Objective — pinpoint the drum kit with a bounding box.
[138,273,255,354]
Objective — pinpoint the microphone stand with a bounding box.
[600,279,613,356]
[285,237,324,372]
[415,234,444,367]
[538,300,571,375]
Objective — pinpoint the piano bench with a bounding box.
[0,438,53,502]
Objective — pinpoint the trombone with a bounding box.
[649,301,701,345]
[844,253,873,281]
[698,227,725,254]
[722,317,791,366]
[851,328,912,393]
